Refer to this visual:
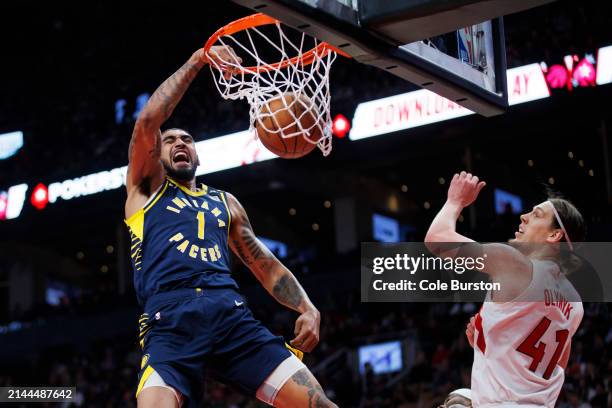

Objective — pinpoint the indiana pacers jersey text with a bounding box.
[125,177,237,306]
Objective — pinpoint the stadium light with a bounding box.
[0,131,24,160]
[31,183,49,210]
[332,114,350,138]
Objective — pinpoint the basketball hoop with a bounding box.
[204,13,349,156]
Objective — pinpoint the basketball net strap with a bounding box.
[206,21,336,156]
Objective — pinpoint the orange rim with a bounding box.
[204,13,350,74]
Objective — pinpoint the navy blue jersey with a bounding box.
[125,177,237,306]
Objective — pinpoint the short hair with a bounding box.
[161,128,193,138]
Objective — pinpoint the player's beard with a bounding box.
[163,161,197,181]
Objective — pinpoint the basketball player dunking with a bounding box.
[125,47,337,408]
[426,172,584,407]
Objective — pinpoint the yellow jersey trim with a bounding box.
[136,365,155,398]
[143,179,169,213]
[125,209,144,241]
[220,191,232,236]
[167,177,208,197]
[140,353,150,370]
[123,179,169,241]
[285,342,304,361]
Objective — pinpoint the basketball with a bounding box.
[255,93,322,159]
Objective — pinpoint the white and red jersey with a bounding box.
[471,259,583,407]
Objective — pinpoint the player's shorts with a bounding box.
[136,287,296,407]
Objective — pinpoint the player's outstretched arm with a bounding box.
[425,171,485,244]
[126,49,208,194]
[226,193,321,352]
[425,172,528,276]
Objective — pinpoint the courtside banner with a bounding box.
[361,243,612,302]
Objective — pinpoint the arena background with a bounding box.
[0,0,611,406]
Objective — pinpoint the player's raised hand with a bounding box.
[290,309,320,352]
[466,315,476,348]
[202,45,242,79]
[447,171,486,209]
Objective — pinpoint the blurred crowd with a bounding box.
[2,290,610,407]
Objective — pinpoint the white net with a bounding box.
[206,17,337,156]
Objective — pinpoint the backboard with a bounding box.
[229,0,555,116]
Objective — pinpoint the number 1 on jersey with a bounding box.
[196,211,205,240]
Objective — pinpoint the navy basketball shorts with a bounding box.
[136,287,294,407]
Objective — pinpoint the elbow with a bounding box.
[425,223,455,243]
[135,106,166,132]
[425,229,442,244]
[131,114,160,149]
[135,111,155,130]
[424,230,446,255]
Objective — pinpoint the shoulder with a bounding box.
[482,242,524,258]
[221,191,241,210]
[205,184,227,200]
[481,243,532,276]
[220,192,251,229]
[203,186,236,208]
[558,270,583,305]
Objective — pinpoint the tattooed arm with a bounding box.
[126,49,208,195]
[125,46,241,220]
[226,193,321,352]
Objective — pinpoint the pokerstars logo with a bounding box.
[47,167,127,203]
